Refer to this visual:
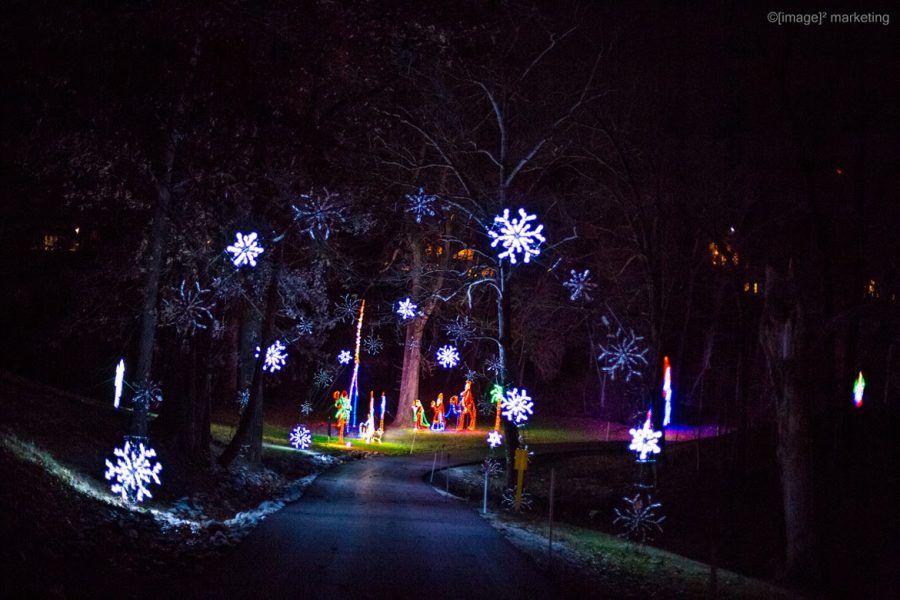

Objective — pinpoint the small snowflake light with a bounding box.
[334,293,361,324]
[613,494,666,543]
[226,232,264,268]
[563,269,596,302]
[300,401,314,417]
[292,189,347,240]
[487,430,503,448]
[313,368,334,388]
[853,371,865,408]
[295,316,314,336]
[404,187,438,223]
[397,297,418,320]
[501,387,534,424]
[237,388,250,409]
[104,440,162,504]
[488,208,546,265]
[161,280,213,336]
[337,350,352,365]
[436,345,460,368]
[597,326,649,382]
[114,359,125,409]
[289,425,313,449]
[132,379,162,409]
[363,334,383,356]
[255,340,288,373]
[464,368,478,382]
[484,355,505,378]
[629,419,662,461]
[445,316,476,346]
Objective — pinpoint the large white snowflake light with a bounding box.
[226,231,264,268]
[256,340,288,373]
[397,297,418,320]
[501,387,534,424]
[488,208,546,265]
[487,430,503,448]
[104,440,163,504]
[114,359,125,409]
[289,425,313,450]
[597,326,649,382]
[337,350,352,365]
[563,269,596,302]
[629,419,662,461]
[404,187,438,223]
[436,345,460,368]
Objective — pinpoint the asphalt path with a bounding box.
[195,451,555,600]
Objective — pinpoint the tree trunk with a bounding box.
[395,317,426,428]
[179,328,211,464]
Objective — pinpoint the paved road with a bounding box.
[196,452,554,599]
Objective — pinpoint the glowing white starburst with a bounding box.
[114,359,125,409]
[337,350,352,365]
[226,232,264,268]
[289,425,313,449]
[501,387,534,424]
[255,340,288,373]
[397,298,417,320]
[292,189,346,240]
[628,419,662,461]
[488,208,546,265]
[300,401,314,416]
[597,327,648,382]
[363,334,383,355]
[563,269,596,302]
[405,187,438,223]
[436,345,460,368]
[487,430,503,448]
[104,440,162,504]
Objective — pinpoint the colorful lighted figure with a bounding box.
[334,390,352,444]
[430,393,446,431]
[457,380,476,431]
[114,359,125,409]
[445,394,460,429]
[662,356,672,427]
[397,297,417,320]
[379,392,386,432]
[412,399,430,430]
[225,231,264,268]
[487,430,503,448]
[360,394,377,443]
[853,371,865,408]
[490,384,504,431]
[629,418,662,461]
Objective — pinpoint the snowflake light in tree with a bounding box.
[161,280,214,336]
[487,430,503,448]
[226,232,264,268]
[445,316,476,346]
[613,494,666,543]
[563,269,597,302]
[334,293,361,324]
[313,368,334,388]
[292,189,346,240]
[396,297,417,320]
[295,315,314,336]
[363,334,383,356]
[501,387,534,424]
[300,401,314,417]
[255,340,288,373]
[853,371,865,408]
[337,350,352,365]
[597,326,649,382]
[484,355,505,378]
[104,440,163,504]
[132,379,162,409]
[436,345,461,368]
[237,388,250,410]
[487,208,546,265]
[404,187,438,223]
[114,359,125,409]
[629,419,662,461]
[464,368,479,382]
[289,425,313,450]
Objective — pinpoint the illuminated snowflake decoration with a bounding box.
[292,190,346,240]
[337,350,353,365]
[104,440,162,504]
[436,345,460,368]
[484,355,505,378]
[236,388,250,410]
[501,388,534,424]
[563,269,596,302]
[597,327,648,382]
[482,457,503,478]
[295,316,314,336]
[445,316,476,346]
[114,359,125,409]
[161,280,214,336]
[487,430,503,448]
[300,401,314,417]
[404,187,438,223]
[397,297,418,320]
[628,419,662,461]
[255,340,288,373]
[334,293,361,323]
[289,425,313,450]
[313,368,334,388]
[488,208,546,265]
[363,334,383,356]
[464,369,479,382]
[613,494,665,543]
[226,232,264,268]
[132,379,162,409]
[502,488,534,511]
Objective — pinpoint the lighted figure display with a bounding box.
[114,359,125,409]
[436,345,461,368]
[226,231,264,267]
[397,298,418,320]
[487,430,503,448]
[488,208,546,264]
[255,340,288,373]
[563,269,596,302]
[597,324,648,382]
[405,187,438,223]
[104,440,162,504]
[337,350,352,365]
[289,425,312,449]
[662,356,672,427]
[360,394,377,443]
[457,380,477,431]
[629,419,662,461]
[853,371,865,408]
[445,395,460,428]
[500,387,534,424]
[379,392,386,433]
[412,399,430,430]
[430,394,446,431]
[490,384,504,431]
[334,391,352,444]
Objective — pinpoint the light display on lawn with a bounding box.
[490,384,504,431]
[613,493,666,543]
[436,344,461,368]
[563,269,596,302]
[225,231,264,268]
[255,340,288,373]
[347,300,366,427]
[334,391,352,444]
[104,440,163,504]
[430,393,446,431]
[114,359,125,409]
[488,208,546,265]
[629,419,662,461]
[487,430,503,448]
[500,387,534,424]
[404,187,438,223]
[597,324,648,382]
[360,394,377,443]
[457,380,477,431]
[662,355,672,427]
[289,425,312,449]
[412,399,430,430]
[337,350,352,365]
[397,297,418,320]
[853,371,865,408]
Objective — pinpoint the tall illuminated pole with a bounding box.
[349,300,365,428]
[662,356,672,427]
